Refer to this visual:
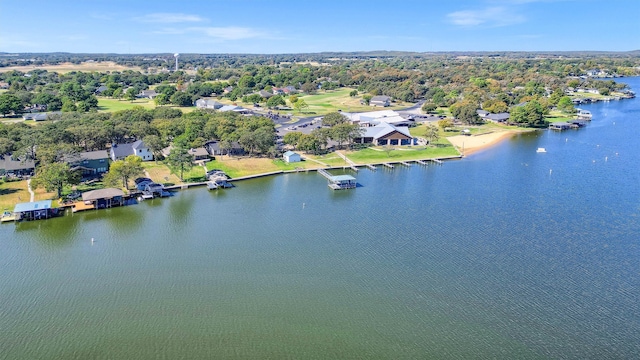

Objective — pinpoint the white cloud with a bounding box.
[447,6,525,27]
[135,13,206,23]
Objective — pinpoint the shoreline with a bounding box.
[447,129,532,156]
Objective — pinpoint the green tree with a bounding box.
[170,92,193,107]
[125,87,138,102]
[166,137,194,181]
[423,124,440,145]
[349,90,358,97]
[266,95,285,108]
[143,135,167,162]
[557,96,575,113]
[31,162,80,198]
[0,93,23,116]
[322,112,347,127]
[154,93,170,106]
[451,102,481,125]
[293,99,308,113]
[421,102,437,113]
[437,119,454,130]
[104,155,145,189]
[283,131,304,149]
[288,94,299,106]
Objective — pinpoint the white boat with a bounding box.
[536,148,547,153]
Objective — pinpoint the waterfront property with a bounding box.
[110,140,153,161]
[67,150,110,179]
[549,122,573,131]
[79,188,125,210]
[12,200,56,221]
[353,122,415,146]
[318,168,357,190]
[0,156,35,177]
[283,151,301,163]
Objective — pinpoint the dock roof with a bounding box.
[330,174,356,182]
[82,188,125,201]
[14,200,52,213]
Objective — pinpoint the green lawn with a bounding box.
[204,156,321,178]
[344,146,459,163]
[298,88,412,116]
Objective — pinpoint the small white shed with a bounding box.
[283,151,301,163]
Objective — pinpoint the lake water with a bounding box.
[1,78,639,359]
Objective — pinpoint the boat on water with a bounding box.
[1,210,16,223]
[536,148,547,153]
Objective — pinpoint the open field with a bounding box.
[0,61,141,74]
[98,98,156,112]
[98,98,195,113]
[205,156,322,178]
[298,88,412,116]
[142,162,183,186]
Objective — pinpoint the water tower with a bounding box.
[173,53,179,71]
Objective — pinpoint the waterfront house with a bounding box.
[67,150,110,178]
[13,200,56,221]
[80,188,125,210]
[486,113,510,123]
[0,156,35,177]
[110,140,153,161]
[283,151,301,163]
[353,122,415,146]
[195,98,224,109]
[370,95,391,107]
[189,147,210,162]
[341,110,413,127]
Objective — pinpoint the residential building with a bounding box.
[67,150,110,178]
[370,95,391,107]
[0,156,35,176]
[204,140,244,156]
[137,90,158,99]
[110,140,153,161]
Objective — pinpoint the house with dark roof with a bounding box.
[204,140,245,156]
[370,95,392,107]
[0,156,35,176]
[486,113,510,123]
[353,122,415,146]
[94,85,108,95]
[110,140,153,161]
[67,150,110,178]
[137,90,158,99]
[195,98,224,109]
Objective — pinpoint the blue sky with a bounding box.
[1,0,638,53]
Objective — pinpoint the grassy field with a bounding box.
[304,153,350,167]
[298,88,412,116]
[142,162,183,185]
[343,145,460,163]
[0,180,57,210]
[204,156,321,178]
[0,61,141,74]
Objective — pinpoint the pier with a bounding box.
[400,161,411,167]
[366,164,377,171]
[383,163,394,169]
[318,169,357,190]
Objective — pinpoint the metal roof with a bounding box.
[82,188,125,201]
[330,174,356,182]
[14,200,52,213]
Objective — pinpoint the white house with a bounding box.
[283,151,301,163]
[195,98,224,109]
[110,140,153,161]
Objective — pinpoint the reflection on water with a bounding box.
[1,78,639,359]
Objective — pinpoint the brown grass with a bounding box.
[0,61,141,74]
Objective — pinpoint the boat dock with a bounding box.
[383,163,394,169]
[318,169,357,190]
[400,161,411,167]
[366,164,377,171]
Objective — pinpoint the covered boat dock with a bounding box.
[318,169,357,190]
[13,200,56,221]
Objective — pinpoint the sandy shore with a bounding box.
[447,130,525,156]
